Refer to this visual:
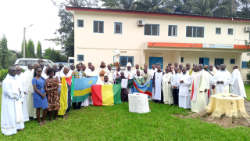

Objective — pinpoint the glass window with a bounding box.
[230,59,235,64]
[77,55,84,61]
[216,28,221,34]
[228,28,233,35]
[47,60,55,67]
[181,57,184,63]
[18,60,27,66]
[242,61,249,68]
[114,22,122,34]
[186,26,204,37]
[77,20,84,27]
[93,21,104,33]
[144,24,159,36]
[168,25,177,36]
[214,58,224,66]
[119,56,134,67]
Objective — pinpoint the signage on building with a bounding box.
[203,44,234,49]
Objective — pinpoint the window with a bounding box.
[181,57,184,63]
[242,61,249,68]
[114,22,122,34]
[186,26,204,37]
[214,58,224,66]
[144,24,159,36]
[168,25,177,36]
[120,56,134,67]
[93,21,104,33]
[77,20,84,27]
[228,28,233,35]
[77,55,84,61]
[216,28,221,34]
[230,59,235,64]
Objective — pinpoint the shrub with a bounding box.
[247,72,250,81]
[0,69,8,82]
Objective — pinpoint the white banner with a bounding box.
[203,43,234,49]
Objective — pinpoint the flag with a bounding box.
[115,78,133,88]
[72,76,98,103]
[91,84,122,106]
[132,80,153,97]
[58,77,68,115]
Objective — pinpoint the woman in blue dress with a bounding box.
[32,66,48,125]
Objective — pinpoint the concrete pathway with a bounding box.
[245,100,250,115]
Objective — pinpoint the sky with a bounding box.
[0,0,65,52]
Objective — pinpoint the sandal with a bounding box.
[42,121,48,124]
[38,122,43,126]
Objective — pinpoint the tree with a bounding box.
[0,34,9,69]
[8,51,17,66]
[27,39,35,58]
[36,41,42,58]
[19,40,28,58]
[101,0,136,10]
[134,0,174,13]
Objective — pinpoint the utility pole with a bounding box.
[22,24,33,58]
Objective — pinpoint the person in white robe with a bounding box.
[113,66,121,82]
[178,67,191,109]
[189,64,207,113]
[186,63,191,75]
[15,66,29,122]
[1,67,24,135]
[230,65,247,98]
[153,65,164,103]
[141,63,151,76]
[162,67,173,105]
[142,68,152,83]
[171,67,180,105]
[84,65,98,106]
[207,65,216,103]
[106,65,114,84]
[124,62,133,93]
[202,65,210,105]
[85,62,92,74]
[132,64,142,78]
[150,64,157,78]
[97,61,108,83]
[214,64,232,94]
[102,76,112,85]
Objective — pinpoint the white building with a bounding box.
[66,7,250,80]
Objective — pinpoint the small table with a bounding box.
[128,93,150,113]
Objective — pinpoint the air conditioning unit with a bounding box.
[245,27,250,32]
[138,20,145,26]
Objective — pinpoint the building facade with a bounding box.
[66,7,250,80]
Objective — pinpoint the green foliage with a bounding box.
[19,40,28,58]
[102,0,136,10]
[36,41,42,58]
[27,39,35,58]
[0,34,9,69]
[0,69,8,82]
[8,51,17,66]
[247,72,250,81]
[64,31,74,57]
[44,47,67,62]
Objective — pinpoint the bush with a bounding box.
[247,72,250,81]
[0,69,8,82]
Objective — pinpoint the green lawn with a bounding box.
[0,87,250,140]
[245,84,250,101]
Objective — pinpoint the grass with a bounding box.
[245,84,250,101]
[0,87,250,140]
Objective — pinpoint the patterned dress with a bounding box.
[72,70,86,78]
[45,79,60,111]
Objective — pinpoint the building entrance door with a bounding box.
[149,57,163,69]
[199,57,209,66]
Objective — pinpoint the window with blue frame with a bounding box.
[228,28,233,35]
[77,55,84,61]
[230,59,235,64]
[186,26,204,37]
[216,27,221,34]
[168,25,177,36]
[114,22,122,34]
[214,58,224,66]
[144,24,159,36]
[93,21,104,33]
[120,56,134,67]
[77,20,84,27]
[242,61,249,68]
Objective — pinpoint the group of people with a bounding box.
[1,59,247,136]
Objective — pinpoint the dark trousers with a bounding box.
[72,102,82,109]
[173,89,179,105]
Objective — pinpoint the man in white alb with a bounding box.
[214,64,232,93]
[153,65,164,103]
[162,67,173,105]
[178,67,191,109]
[230,65,247,98]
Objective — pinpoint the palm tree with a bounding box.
[101,0,136,10]
[134,0,175,13]
[174,0,195,14]
[237,0,250,18]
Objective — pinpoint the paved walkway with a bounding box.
[245,100,250,115]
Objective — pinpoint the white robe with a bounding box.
[113,71,121,81]
[124,70,133,79]
[83,70,98,107]
[97,67,108,82]
[1,74,24,136]
[162,72,173,105]
[150,69,157,79]
[230,69,247,98]
[178,73,191,109]
[190,71,206,113]
[202,70,210,105]
[214,70,232,93]
[106,70,114,84]
[154,72,163,101]
[16,73,29,122]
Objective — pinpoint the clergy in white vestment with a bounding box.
[124,62,133,93]
[230,65,247,98]
[214,64,232,94]
[85,62,92,75]
[1,67,24,135]
[132,64,142,78]
[186,63,191,75]
[102,76,112,85]
[97,61,108,82]
[189,64,207,113]
[15,66,29,122]
[152,65,164,103]
[207,65,216,103]
[162,67,173,105]
[202,65,211,105]
[171,67,180,105]
[85,65,98,106]
[106,65,114,84]
[142,68,152,83]
[141,63,151,76]
[150,64,157,78]
[113,66,121,82]
[178,67,191,109]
